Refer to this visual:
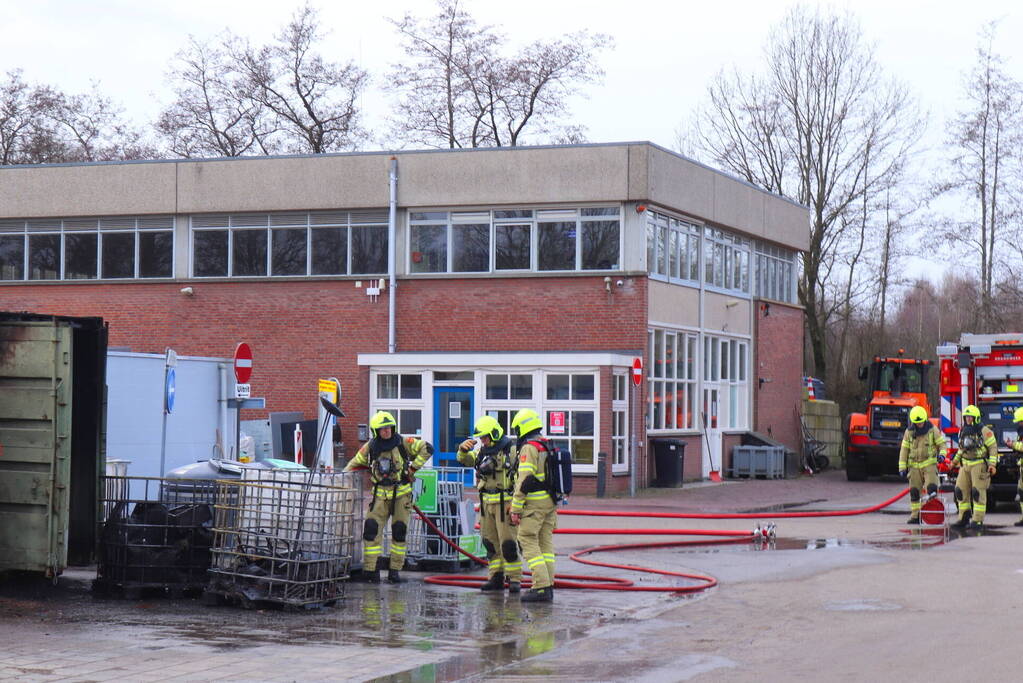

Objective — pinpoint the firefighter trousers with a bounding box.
[517,500,557,590]
[480,502,521,582]
[955,463,991,523]
[907,465,939,520]
[364,492,412,571]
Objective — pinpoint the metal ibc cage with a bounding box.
[207,470,361,610]
[95,476,218,597]
[401,466,481,569]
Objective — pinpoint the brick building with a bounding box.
[0,142,807,494]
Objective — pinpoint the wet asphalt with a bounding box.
[2,470,1020,681]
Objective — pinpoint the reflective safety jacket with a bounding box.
[898,422,947,470]
[344,436,431,499]
[456,437,518,506]
[951,425,998,468]
[510,437,553,513]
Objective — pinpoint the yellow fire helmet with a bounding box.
[511,408,543,437]
[1014,406,1023,424]
[369,410,397,438]
[472,415,503,441]
[908,406,928,424]
[962,405,981,421]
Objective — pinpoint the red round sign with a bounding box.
[632,357,643,386]
[234,342,253,383]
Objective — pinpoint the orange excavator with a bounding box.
[844,350,937,481]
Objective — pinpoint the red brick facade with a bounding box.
[753,299,805,453]
[1,275,647,494]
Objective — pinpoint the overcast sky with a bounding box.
[4,0,1019,154]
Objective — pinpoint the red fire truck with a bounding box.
[936,333,1023,503]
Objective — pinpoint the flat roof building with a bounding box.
[0,141,808,493]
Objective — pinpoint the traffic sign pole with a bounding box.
[630,357,642,498]
[159,349,176,476]
[233,343,253,462]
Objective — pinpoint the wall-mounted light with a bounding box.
[603,276,612,292]
[180,286,194,296]
[725,299,739,309]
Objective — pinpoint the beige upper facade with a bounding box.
[0,142,808,253]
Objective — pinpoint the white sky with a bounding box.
[4,0,1019,151]
[3,0,1020,285]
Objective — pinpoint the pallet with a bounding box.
[202,588,340,612]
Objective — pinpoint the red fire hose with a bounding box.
[413,488,910,594]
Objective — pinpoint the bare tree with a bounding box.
[233,5,369,154]
[936,22,1022,330]
[158,36,277,158]
[692,7,923,382]
[387,0,608,148]
[0,70,46,164]
[2,70,153,164]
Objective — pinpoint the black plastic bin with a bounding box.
[652,439,685,487]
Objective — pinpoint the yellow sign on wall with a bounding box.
[318,379,338,399]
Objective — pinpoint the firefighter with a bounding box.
[509,408,557,604]
[898,405,946,525]
[344,411,433,583]
[456,416,521,593]
[951,404,998,530]
[1002,406,1023,527]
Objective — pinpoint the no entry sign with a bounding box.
[632,357,643,386]
[234,343,253,383]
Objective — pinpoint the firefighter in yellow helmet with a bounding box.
[898,405,946,525]
[509,408,558,604]
[1002,406,1023,527]
[456,415,521,593]
[344,410,433,583]
[951,404,998,530]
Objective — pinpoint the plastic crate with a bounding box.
[730,445,786,479]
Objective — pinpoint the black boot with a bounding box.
[480,572,505,592]
[906,517,920,525]
[951,517,968,529]
[520,586,553,603]
[387,569,404,584]
[507,581,521,594]
[358,568,379,583]
[1014,519,1023,527]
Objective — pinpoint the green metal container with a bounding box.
[0,313,107,577]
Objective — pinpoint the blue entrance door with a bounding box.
[433,386,474,484]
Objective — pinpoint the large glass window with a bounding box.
[410,224,447,273]
[409,207,620,274]
[754,241,798,304]
[28,234,60,280]
[538,222,576,271]
[191,210,387,278]
[452,224,489,272]
[372,372,426,438]
[495,224,531,270]
[645,210,702,285]
[647,328,698,431]
[193,230,228,277]
[0,216,173,281]
[0,235,25,280]
[271,228,307,275]
[102,232,135,279]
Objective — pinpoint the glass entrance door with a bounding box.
[433,386,474,482]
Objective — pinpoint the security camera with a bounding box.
[615,280,624,287]
[180,286,194,296]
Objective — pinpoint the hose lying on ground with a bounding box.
[413,488,910,594]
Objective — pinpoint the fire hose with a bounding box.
[412,487,909,594]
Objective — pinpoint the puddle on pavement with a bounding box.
[666,525,1010,554]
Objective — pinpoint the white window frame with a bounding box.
[407,205,622,275]
[612,371,629,472]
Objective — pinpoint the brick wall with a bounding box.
[753,299,804,452]
[2,276,647,473]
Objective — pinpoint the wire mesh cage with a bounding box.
[207,470,361,609]
[95,476,218,596]
[393,466,482,568]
